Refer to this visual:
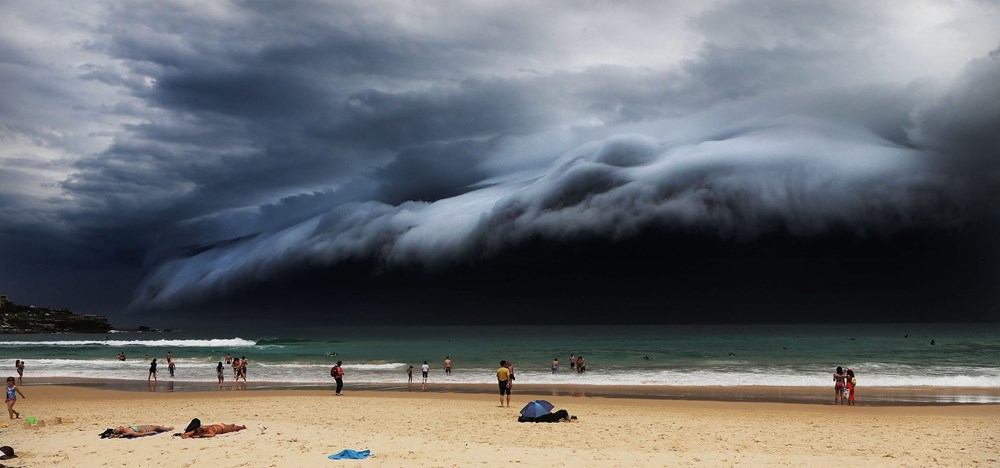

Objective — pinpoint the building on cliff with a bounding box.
[0,294,9,307]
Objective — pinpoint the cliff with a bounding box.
[0,301,113,334]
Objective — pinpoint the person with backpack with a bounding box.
[331,361,345,395]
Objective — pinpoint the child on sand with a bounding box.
[5,377,25,419]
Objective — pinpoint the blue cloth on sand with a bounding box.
[328,449,371,460]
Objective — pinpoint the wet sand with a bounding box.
[18,377,1000,405]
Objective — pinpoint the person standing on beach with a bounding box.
[332,360,344,395]
[216,362,225,387]
[833,366,846,405]
[421,361,430,390]
[551,358,559,374]
[6,377,26,419]
[497,360,511,407]
[168,359,176,377]
[506,361,515,388]
[444,356,452,376]
[148,359,158,381]
[407,365,414,390]
[15,360,24,385]
[846,368,857,406]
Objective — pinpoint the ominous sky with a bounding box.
[1,0,998,325]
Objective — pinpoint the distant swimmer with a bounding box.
[930,339,936,345]
[642,355,650,360]
[328,352,338,356]
[728,352,736,356]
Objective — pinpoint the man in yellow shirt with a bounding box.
[497,360,511,407]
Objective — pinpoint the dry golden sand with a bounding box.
[1,385,998,467]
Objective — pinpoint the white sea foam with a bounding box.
[0,338,257,347]
[5,360,1000,388]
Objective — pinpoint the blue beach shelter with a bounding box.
[519,399,555,418]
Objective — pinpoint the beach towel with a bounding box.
[328,449,371,460]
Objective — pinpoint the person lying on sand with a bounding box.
[181,423,247,438]
[112,424,174,437]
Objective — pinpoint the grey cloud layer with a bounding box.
[1,1,997,312]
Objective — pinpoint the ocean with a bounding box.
[2,323,998,399]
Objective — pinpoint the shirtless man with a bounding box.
[444,356,452,376]
[181,423,247,438]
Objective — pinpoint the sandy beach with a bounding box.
[1,384,997,467]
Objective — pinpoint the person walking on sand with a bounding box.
[833,366,847,405]
[444,356,452,376]
[497,360,512,407]
[6,377,26,419]
[332,361,345,395]
[421,361,430,390]
[217,362,225,387]
[148,359,158,382]
[15,360,24,385]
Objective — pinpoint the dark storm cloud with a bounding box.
[2,0,998,319]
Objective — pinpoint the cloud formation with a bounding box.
[1,0,998,317]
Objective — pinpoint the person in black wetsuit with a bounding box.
[148,359,158,382]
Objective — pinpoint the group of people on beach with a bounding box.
[833,366,858,405]
[142,352,248,389]
[102,420,247,439]
[402,356,454,392]
[223,353,249,386]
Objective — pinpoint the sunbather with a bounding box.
[112,424,174,437]
[181,423,247,438]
